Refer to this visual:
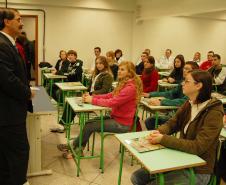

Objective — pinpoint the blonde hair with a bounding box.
[106,50,117,66]
[113,61,143,104]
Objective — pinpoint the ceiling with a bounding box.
[135,0,226,21]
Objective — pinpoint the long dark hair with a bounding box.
[169,54,185,82]
[190,70,212,104]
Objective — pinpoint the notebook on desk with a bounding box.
[125,137,164,153]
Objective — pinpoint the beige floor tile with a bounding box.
[29,105,146,185]
[28,171,90,185]
[92,154,141,185]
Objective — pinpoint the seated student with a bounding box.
[88,56,113,94]
[141,56,159,93]
[200,51,214,70]
[106,50,118,81]
[57,61,143,158]
[115,49,124,65]
[216,114,226,184]
[143,61,199,130]
[156,48,174,70]
[193,51,201,65]
[51,50,83,100]
[208,54,226,95]
[136,51,148,75]
[52,50,70,75]
[131,70,224,185]
[51,56,113,133]
[162,54,185,84]
[66,50,83,82]
[90,47,101,72]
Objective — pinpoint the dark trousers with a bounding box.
[145,116,168,130]
[0,123,29,185]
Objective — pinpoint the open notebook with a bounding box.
[125,137,164,153]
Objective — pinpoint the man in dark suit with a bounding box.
[0,8,34,185]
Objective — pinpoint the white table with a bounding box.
[116,131,206,185]
[140,98,178,127]
[43,73,67,96]
[64,97,111,176]
[26,86,56,177]
[158,80,179,89]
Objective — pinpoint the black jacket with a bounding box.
[0,32,32,126]
[55,59,70,75]
[66,59,83,82]
[136,61,144,75]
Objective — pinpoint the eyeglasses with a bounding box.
[12,17,22,23]
[182,79,198,85]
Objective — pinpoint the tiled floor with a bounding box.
[27,113,141,185]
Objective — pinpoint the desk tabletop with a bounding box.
[55,82,87,91]
[211,92,226,104]
[158,80,179,87]
[43,73,67,79]
[140,98,178,110]
[115,131,206,174]
[30,86,56,115]
[158,72,170,77]
[66,97,111,112]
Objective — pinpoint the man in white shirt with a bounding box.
[157,49,174,70]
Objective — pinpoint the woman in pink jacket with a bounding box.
[58,61,143,157]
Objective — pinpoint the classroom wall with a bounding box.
[1,0,226,85]
[132,16,226,64]
[44,7,133,68]
[0,0,134,70]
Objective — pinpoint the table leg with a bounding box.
[77,112,85,177]
[118,145,125,185]
[100,111,104,173]
[50,79,53,97]
[158,173,165,185]
[155,111,159,129]
[188,168,195,185]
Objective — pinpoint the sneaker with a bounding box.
[74,147,84,157]
[62,148,84,159]
[57,144,69,152]
[62,151,73,159]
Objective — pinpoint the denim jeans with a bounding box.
[131,168,210,185]
[73,117,130,147]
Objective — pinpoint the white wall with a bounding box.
[45,7,133,68]
[21,17,36,41]
[0,1,134,84]
[132,16,226,64]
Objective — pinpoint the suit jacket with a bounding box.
[0,32,32,126]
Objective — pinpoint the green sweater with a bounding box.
[149,85,188,106]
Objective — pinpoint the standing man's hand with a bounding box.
[30,90,35,99]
